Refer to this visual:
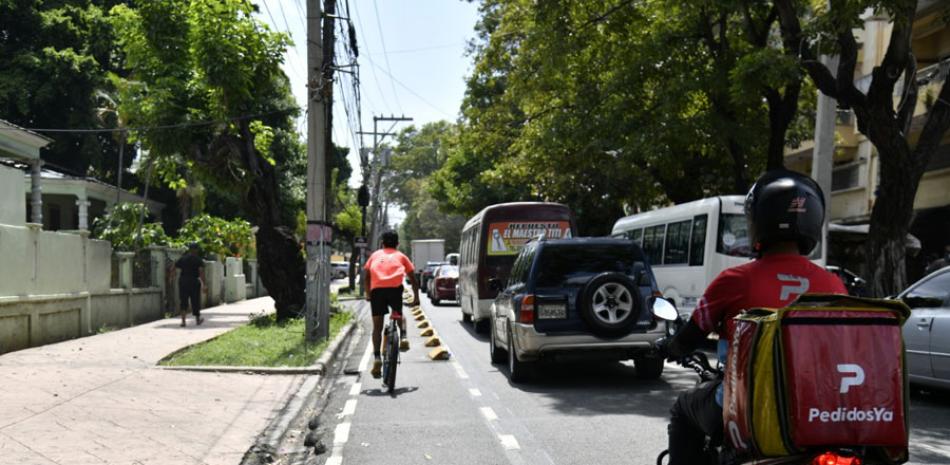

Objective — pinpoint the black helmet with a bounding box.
[745,170,825,255]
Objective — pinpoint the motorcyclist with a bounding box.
[663,170,847,465]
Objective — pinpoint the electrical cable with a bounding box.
[371,0,403,113]
[0,109,296,134]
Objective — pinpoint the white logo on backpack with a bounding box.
[837,364,865,393]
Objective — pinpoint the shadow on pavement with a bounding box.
[362,386,420,398]
[497,360,688,419]
[908,388,950,464]
[456,320,490,342]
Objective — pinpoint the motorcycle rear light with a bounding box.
[520,295,535,324]
[811,452,861,465]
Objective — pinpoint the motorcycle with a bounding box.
[655,350,898,465]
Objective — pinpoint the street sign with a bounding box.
[355,236,368,249]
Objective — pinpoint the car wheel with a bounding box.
[507,324,532,382]
[432,298,440,306]
[489,319,507,364]
[634,355,664,380]
[462,312,472,323]
[474,318,490,334]
[578,272,642,338]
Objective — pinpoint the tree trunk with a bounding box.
[256,225,306,318]
[236,120,307,320]
[348,245,359,290]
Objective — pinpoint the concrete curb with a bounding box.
[158,317,358,376]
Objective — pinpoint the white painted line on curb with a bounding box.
[349,382,362,396]
[325,454,342,465]
[452,360,469,379]
[480,407,498,421]
[499,435,521,450]
[341,399,357,416]
[469,388,482,397]
[358,342,373,373]
[334,422,351,445]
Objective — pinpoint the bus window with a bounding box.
[663,220,690,265]
[717,213,753,257]
[689,214,707,266]
[626,228,643,245]
[643,224,665,265]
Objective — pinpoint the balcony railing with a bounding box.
[854,59,949,98]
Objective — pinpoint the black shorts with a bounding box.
[370,286,404,317]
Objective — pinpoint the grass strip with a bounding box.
[161,311,353,367]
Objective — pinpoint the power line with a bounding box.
[371,0,403,112]
[351,0,393,114]
[367,60,453,118]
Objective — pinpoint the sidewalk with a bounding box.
[0,297,306,465]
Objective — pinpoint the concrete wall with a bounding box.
[0,165,25,226]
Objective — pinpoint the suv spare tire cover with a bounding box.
[578,272,643,337]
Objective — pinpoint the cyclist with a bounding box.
[663,170,847,464]
[364,230,420,379]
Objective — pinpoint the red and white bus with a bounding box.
[458,202,576,332]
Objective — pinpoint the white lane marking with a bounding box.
[349,382,362,396]
[452,360,469,379]
[358,342,373,372]
[334,422,351,445]
[341,399,357,416]
[480,407,498,421]
[499,435,521,450]
[469,388,482,397]
[325,455,342,465]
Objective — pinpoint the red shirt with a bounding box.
[691,253,847,343]
[364,248,414,291]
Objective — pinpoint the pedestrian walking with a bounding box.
[175,242,206,327]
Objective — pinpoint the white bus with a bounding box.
[610,196,754,317]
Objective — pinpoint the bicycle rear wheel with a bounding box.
[384,325,399,392]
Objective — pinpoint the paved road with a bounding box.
[313,296,950,465]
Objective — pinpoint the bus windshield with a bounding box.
[717,214,753,257]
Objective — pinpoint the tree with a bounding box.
[0,0,132,180]
[110,0,305,319]
[775,0,950,296]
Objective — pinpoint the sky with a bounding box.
[255,0,481,225]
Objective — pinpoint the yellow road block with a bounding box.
[419,327,435,337]
[428,347,450,360]
[416,320,430,329]
[414,314,426,321]
[425,336,441,347]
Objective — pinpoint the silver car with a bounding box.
[899,266,950,390]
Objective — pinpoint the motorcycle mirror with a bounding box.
[652,297,678,321]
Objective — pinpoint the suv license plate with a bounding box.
[537,303,566,319]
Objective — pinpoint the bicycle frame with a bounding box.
[381,314,402,393]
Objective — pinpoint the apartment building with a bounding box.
[785,2,950,281]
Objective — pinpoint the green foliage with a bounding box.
[176,214,256,259]
[92,202,171,251]
[161,311,353,367]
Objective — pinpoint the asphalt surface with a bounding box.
[309,296,950,465]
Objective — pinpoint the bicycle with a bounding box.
[380,312,402,393]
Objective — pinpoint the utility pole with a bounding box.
[358,115,412,250]
[811,54,838,265]
[305,0,335,342]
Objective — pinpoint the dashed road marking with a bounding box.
[341,399,357,416]
[358,343,373,373]
[452,360,469,379]
[334,422,351,445]
[469,388,482,397]
[349,382,362,396]
[480,407,498,421]
[499,435,521,450]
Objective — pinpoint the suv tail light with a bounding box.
[811,452,861,465]
[520,295,535,324]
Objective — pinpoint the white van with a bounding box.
[611,196,753,317]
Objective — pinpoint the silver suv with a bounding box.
[488,237,673,382]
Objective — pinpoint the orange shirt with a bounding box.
[364,248,414,291]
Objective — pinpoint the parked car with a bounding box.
[331,261,349,279]
[428,265,459,305]
[488,236,673,382]
[899,266,950,391]
[826,265,868,297]
[420,261,445,292]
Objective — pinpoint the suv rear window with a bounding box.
[535,244,642,287]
